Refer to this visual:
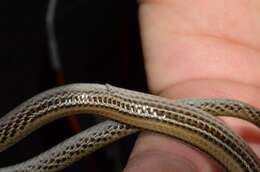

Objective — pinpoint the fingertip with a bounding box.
[124,149,196,172]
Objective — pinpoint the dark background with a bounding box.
[1,0,147,171]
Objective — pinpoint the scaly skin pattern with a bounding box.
[0,83,259,172]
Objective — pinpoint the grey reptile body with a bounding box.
[0,83,259,172]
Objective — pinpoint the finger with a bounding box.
[124,131,223,172]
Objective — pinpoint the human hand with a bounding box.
[124,0,260,171]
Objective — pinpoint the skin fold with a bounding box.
[124,0,260,171]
